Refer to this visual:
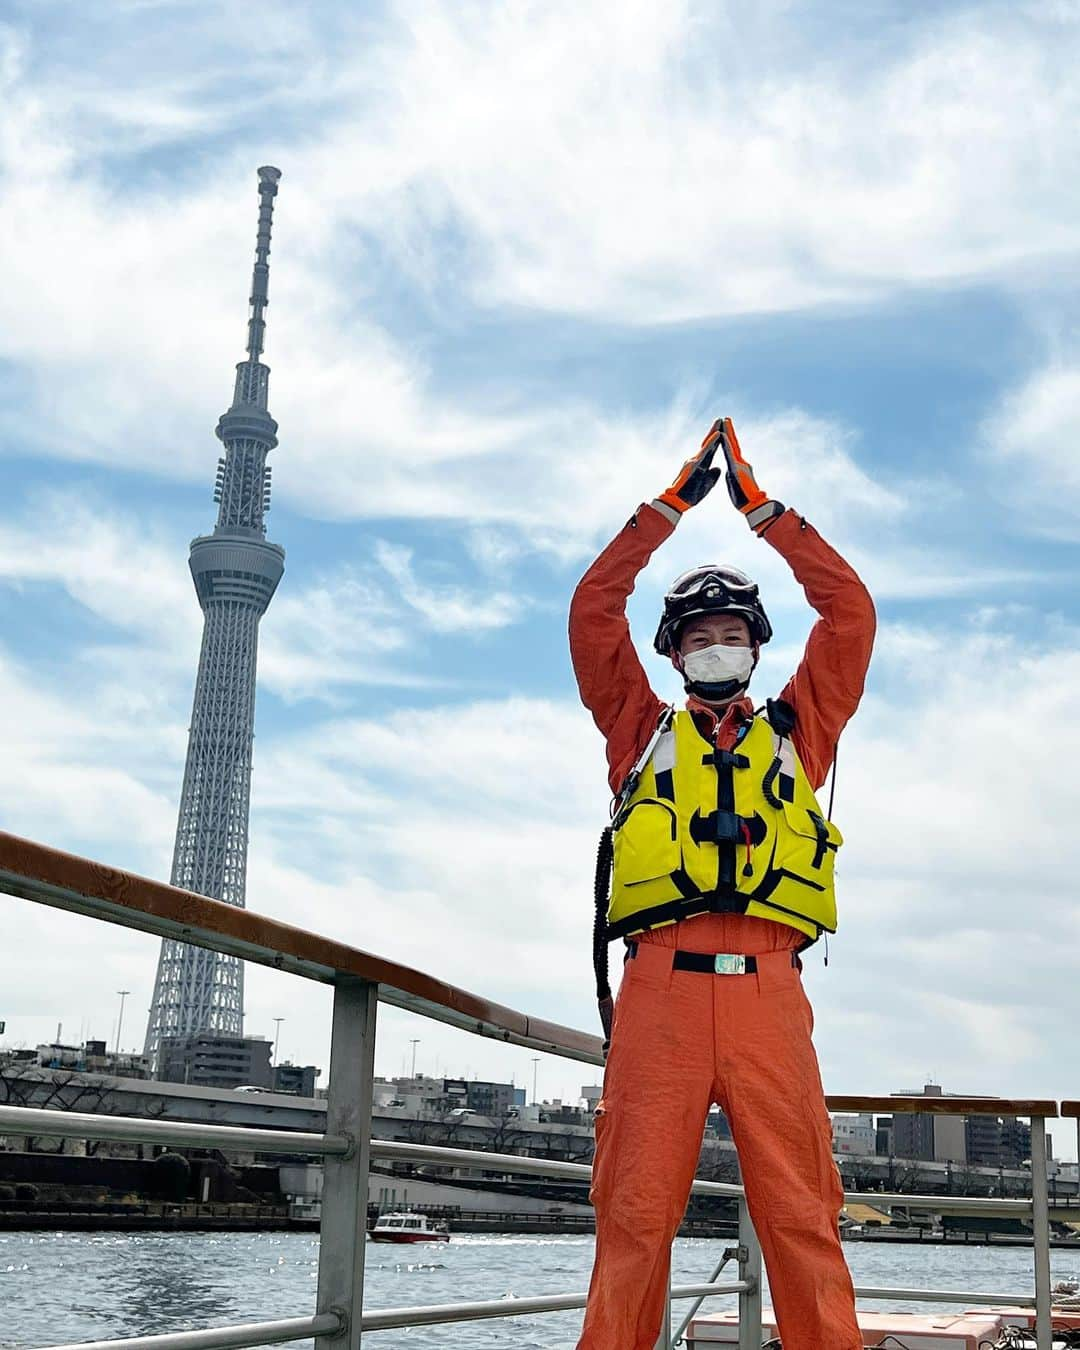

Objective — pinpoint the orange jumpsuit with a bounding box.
[568,503,875,1350]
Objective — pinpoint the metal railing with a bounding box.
[0,831,1070,1350]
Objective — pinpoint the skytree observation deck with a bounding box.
[143,168,286,1067]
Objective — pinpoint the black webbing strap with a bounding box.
[714,733,737,890]
[807,810,830,868]
[626,943,800,975]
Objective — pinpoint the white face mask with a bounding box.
[681,643,754,689]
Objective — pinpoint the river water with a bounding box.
[2,1231,1078,1348]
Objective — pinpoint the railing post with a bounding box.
[737,1198,762,1350]
[672,1247,738,1346]
[653,1273,672,1350]
[1030,1114,1052,1350]
[316,976,378,1344]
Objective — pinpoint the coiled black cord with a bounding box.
[761,755,785,809]
[593,826,615,1050]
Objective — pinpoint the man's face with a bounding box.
[677,613,752,657]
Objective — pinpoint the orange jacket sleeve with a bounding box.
[765,511,876,790]
[569,505,671,794]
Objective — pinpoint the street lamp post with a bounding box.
[531,1057,540,1107]
[114,991,130,1055]
[272,1017,284,1067]
[410,1039,420,1080]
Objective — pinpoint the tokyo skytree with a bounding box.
[144,167,286,1066]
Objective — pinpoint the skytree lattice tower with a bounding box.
[144,167,286,1067]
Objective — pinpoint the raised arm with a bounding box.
[569,509,668,792]
[769,515,876,789]
[717,419,876,788]
[569,431,727,792]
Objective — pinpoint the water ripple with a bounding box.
[2,1230,1076,1348]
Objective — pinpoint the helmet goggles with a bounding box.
[653,565,773,654]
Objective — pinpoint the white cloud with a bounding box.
[260,572,428,703]
[0,643,179,864]
[0,489,199,656]
[1,0,1077,565]
[373,539,519,633]
[351,0,1080,321]
[916,992,1041,1072]
[984,362,1080,536]
[0,490,519,707]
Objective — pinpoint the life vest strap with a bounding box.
[701,748,750,769]
[606,886,747,940]
[807,810,830,869]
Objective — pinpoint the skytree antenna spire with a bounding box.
[246,165,279,362]
[144,168,286,1070]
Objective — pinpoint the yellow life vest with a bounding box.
[608,705,842,943]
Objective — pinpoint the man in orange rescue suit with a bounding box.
[568,418,875,1350]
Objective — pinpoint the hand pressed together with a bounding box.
[659,417,784,533]
[656,422,725,514]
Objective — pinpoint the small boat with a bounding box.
[369,1211,450,1244]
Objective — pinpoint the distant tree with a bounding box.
[150,1152,191,1201]
[840,1156,880,1193]
[950,1160,984,1197]
[486,1116,529,1159]
[695,1148,740,1187]
[890,1159,923,1195]
[0,1066,118,1154]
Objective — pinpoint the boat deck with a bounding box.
[689,1307,1080,1346]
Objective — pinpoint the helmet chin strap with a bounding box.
[684,676,750,706]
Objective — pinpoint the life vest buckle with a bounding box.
[701,748,750,770]
[689,808,745,845]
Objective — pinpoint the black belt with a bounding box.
[626,942,799,975]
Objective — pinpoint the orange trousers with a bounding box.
[576,918,861,1350]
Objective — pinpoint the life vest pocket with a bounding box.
[774,802,843,886]
[612,799,679,886]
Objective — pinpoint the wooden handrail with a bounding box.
[0,831,1065,1105]
[0,831,604,1066]
[827,1095,1058,1117]
[1060,1102,1080,1118]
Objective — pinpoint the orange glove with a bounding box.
[718,418,784,534]
[656,423,724,515]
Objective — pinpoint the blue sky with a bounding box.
[2,0,1080,1136]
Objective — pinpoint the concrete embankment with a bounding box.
[0,1202,312,1232]
[0,1201,741,1238]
